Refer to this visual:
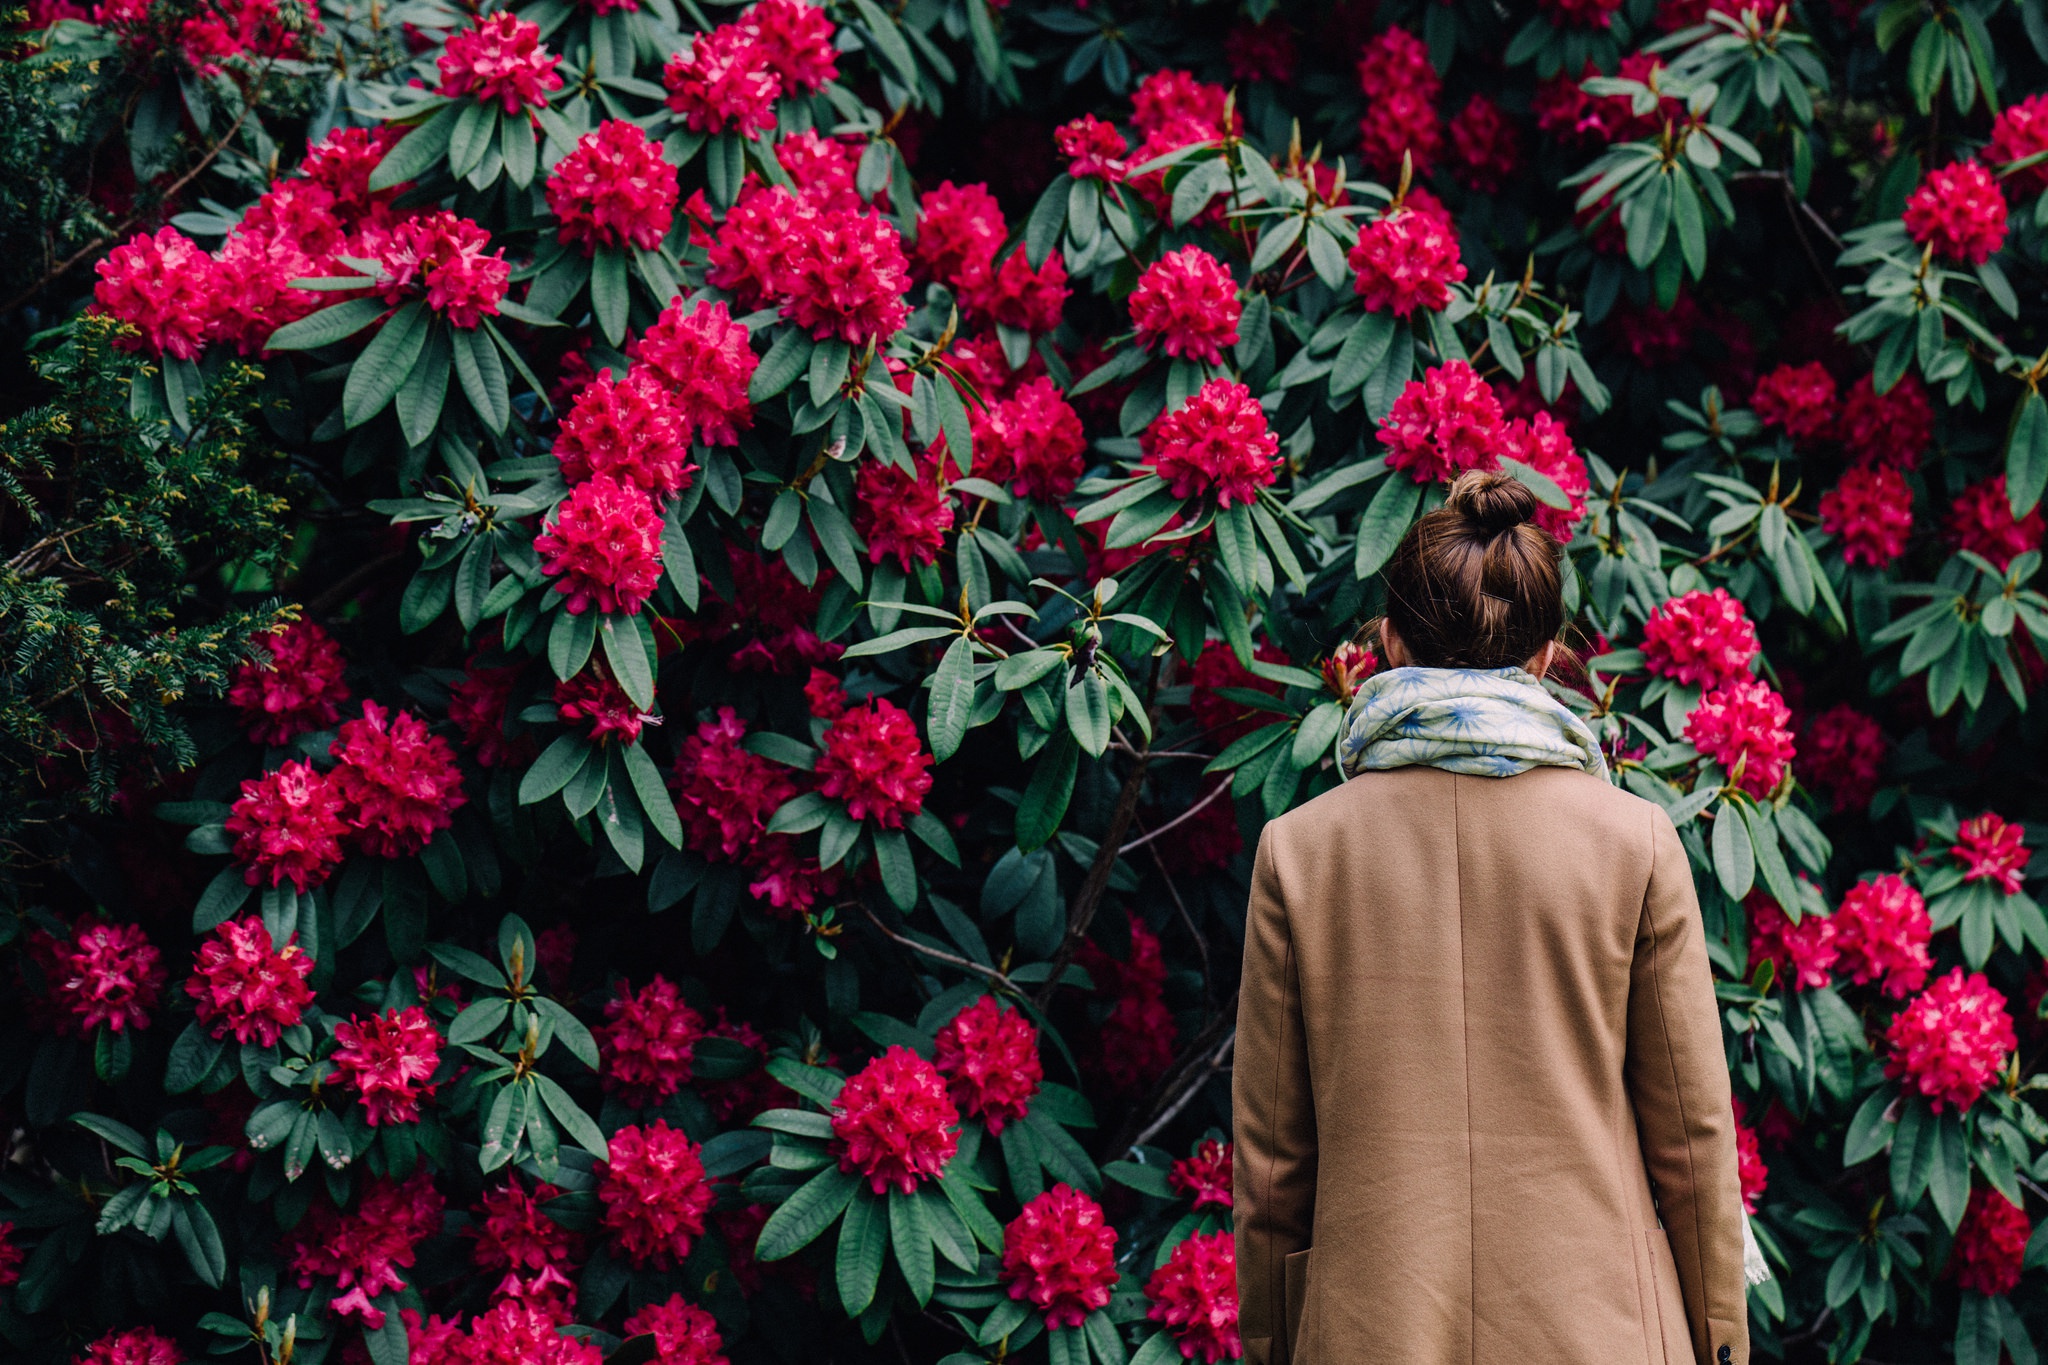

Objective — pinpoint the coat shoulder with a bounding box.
[1260,765,1666,855]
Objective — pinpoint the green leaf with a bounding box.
[1065,671,1112,757]
[1354,475,1422,580]
[752,328,812,401]
[265,297,385,352]
[1330,312,1397,400]
[343,301,430,429]
[394,323,452,448]
[1843,1085,1897,1165]
[874,829,917,911]
[837,1189,887,1314]
[533,1074,609,1159]
[927,636,977,762]
[622,741,684,850]
[453,325,511,433]
[191,865,251,932]
[1710,802,1755,900]
[757,1165,859,1260]
[1025,176,1073,269]
[1017,732,1080,851]
[73,1112,149,1158]
[164,1021,226,1094]
[888,1187,936,1306]
[2006,390,2048,517]
[518,734,590,805]
[1927,1108,1970,1229]
[590,246,629,347]
[171,1199,227,1287]
[369,105,455,190]
[599,615,654,710]
[548,606,598,682]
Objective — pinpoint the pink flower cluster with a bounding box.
[1503,411,1591,540]
[329,699,468,858]
[408,1298,603,1365]
[662,0,834,136]
[1641,588,1760,688]
[79,1329,184,1365]
[975,377,1088,502]
[536,475,666,616]
[1751,362,1836,445]
[1000,1184,1120,1328]
[469,1177,582,1304]
[1350,202,1465,318]
[1948,475,2046,572]
[1056,115,1129,181]
[673,707,837,915]
[371,211,512,328]
[933,995,1042,1132]
[1146,1231,1241,1362]
[831,1045,960,1194]
[1540,0,1625,28]
[1798,703,1888,812]
[546,121,679,253]
[225,759,350,891]
[1840,373,1932,468]
[438,13,563,113]
[855,455,955,570]
[1356,27,1441,177]
[288,1174,446,1326]
[1685,677,1796,796]
[1953,1187,2032,1296]
[1378,360,1504,485]
[1731,1097,1768,1214]
[1953,812,2031,895]
[555,668,653,746]
[599,1120,714,1267]
[623,1295,728,1365]
[331,1005,443,1126]
[1129,246,1241,366]
[1745,892,1836,991]
[598,975,705,1106]
[815,696,933,828]
[187,916,315,1046]
[1903,160,2008,265]
[34,917,165,1035]
[1448,95,1522,193]
[710,185,913,346]
[1985,93,2048,199]
[553,368,695,498]
[1170,1139,1233,1210]
[229,618,351,745]
[1144,378,1280,508]
[630,297,759,447]
[1884,967,2016,1112]
[1078,913,1178,1093]
[1833,875,1932,999]
[1820,464,1914,568]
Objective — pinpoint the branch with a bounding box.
[1102,996,1239,1156]
[861,908,1020,995]
[1132,1030,1234,1149]
[1119,779,1228,855]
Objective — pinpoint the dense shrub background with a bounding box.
[2,0,2048,1360]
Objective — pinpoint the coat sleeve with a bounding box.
[1625,807,1751,1365]
[1233,826,1317,1365]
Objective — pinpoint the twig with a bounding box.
[1132,1031,1234,1149]
[1119,780,1228,855]
[1031,747,1152,1007]
[1103,999,1239,1156]
[1149,842,1212,1010]
[861,908,1019,995]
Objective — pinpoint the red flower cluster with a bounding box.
[672,707,836,913]
[975,377,1087,502]
[1355,27,1441,177]
[1948,475,2046,571]
[1953,1187,2032,1296]
[470,1177,581,1304]
[437,13,563,112]
[536,474,666,615]
[782,206,914,346]
[1226,17,1297,82]
[1448,95,1521,193]
[744,0,838,94]
[40,918,165,1034]
[1056,115,1128,181]
[599,1120,714,1267]
[664,23,778,138]
[1840,373,1932,468]
[1129,246,1241,365]
[706,185,798,306]
[1079,913,1179,1093]
[1378,360,1505,484]
[0,1222,20,1289]
[188,916,315,1046]
[1540,0,1625,28]
[547,121,678,253]
[555,669,652,746]
[1536,56,1675,147]
[963,249,1070,334]
[599,975,705,1106]
[1143,378,1280,508]
[933,995,1042,1132]
[1798,703,1888,812]
[1903,160,2008,265]
[855,454,955,569]
[1731,1097,1768,1214]
[1984,93,2048,198]
[449,660,526,767]
[288,1174,446,1326]
[1503,411,1590,540]
[92,227,220,360]
[1885,967,2016,1112]
[1189,639,1283,743]
[1745,891,1836,991]
[1169,1139,1233,1210]
[1000,1184,1120,1328]
[622,1295,729,1365]
[1349,202,1465,317]
[815,697,933,827]
[554,367,695,498]
[1145,1231,1241,1363]
[226,759,349,891]
[79,1329,184,1365]
[420,1298,604,1365]
[373,211,511,328]
[1132,69,1229,139]
[916,181,1006,287]
[331,1005,443,1126]
[329,700,467,857]
[1954,812,2031,895]
[1832,875,1932,999]
[229,618,350,745]
[1641,588,1759,688]
[831,1045,960,1193]
[630,297,759,448]
[1820,463,1914,568]
[1686,677,1796,796]
[1751,362,1836,445]
[1322,640,1381,701]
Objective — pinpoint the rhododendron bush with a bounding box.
[6,0,2048,1358]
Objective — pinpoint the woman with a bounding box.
[1233,471,1752,1365]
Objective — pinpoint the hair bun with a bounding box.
[1445,469,1538,536]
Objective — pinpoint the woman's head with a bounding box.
[1376,469,1565,672]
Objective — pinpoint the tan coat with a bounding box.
[1233,765,1749,1365]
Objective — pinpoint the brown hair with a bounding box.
[1373,470,1566,670]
